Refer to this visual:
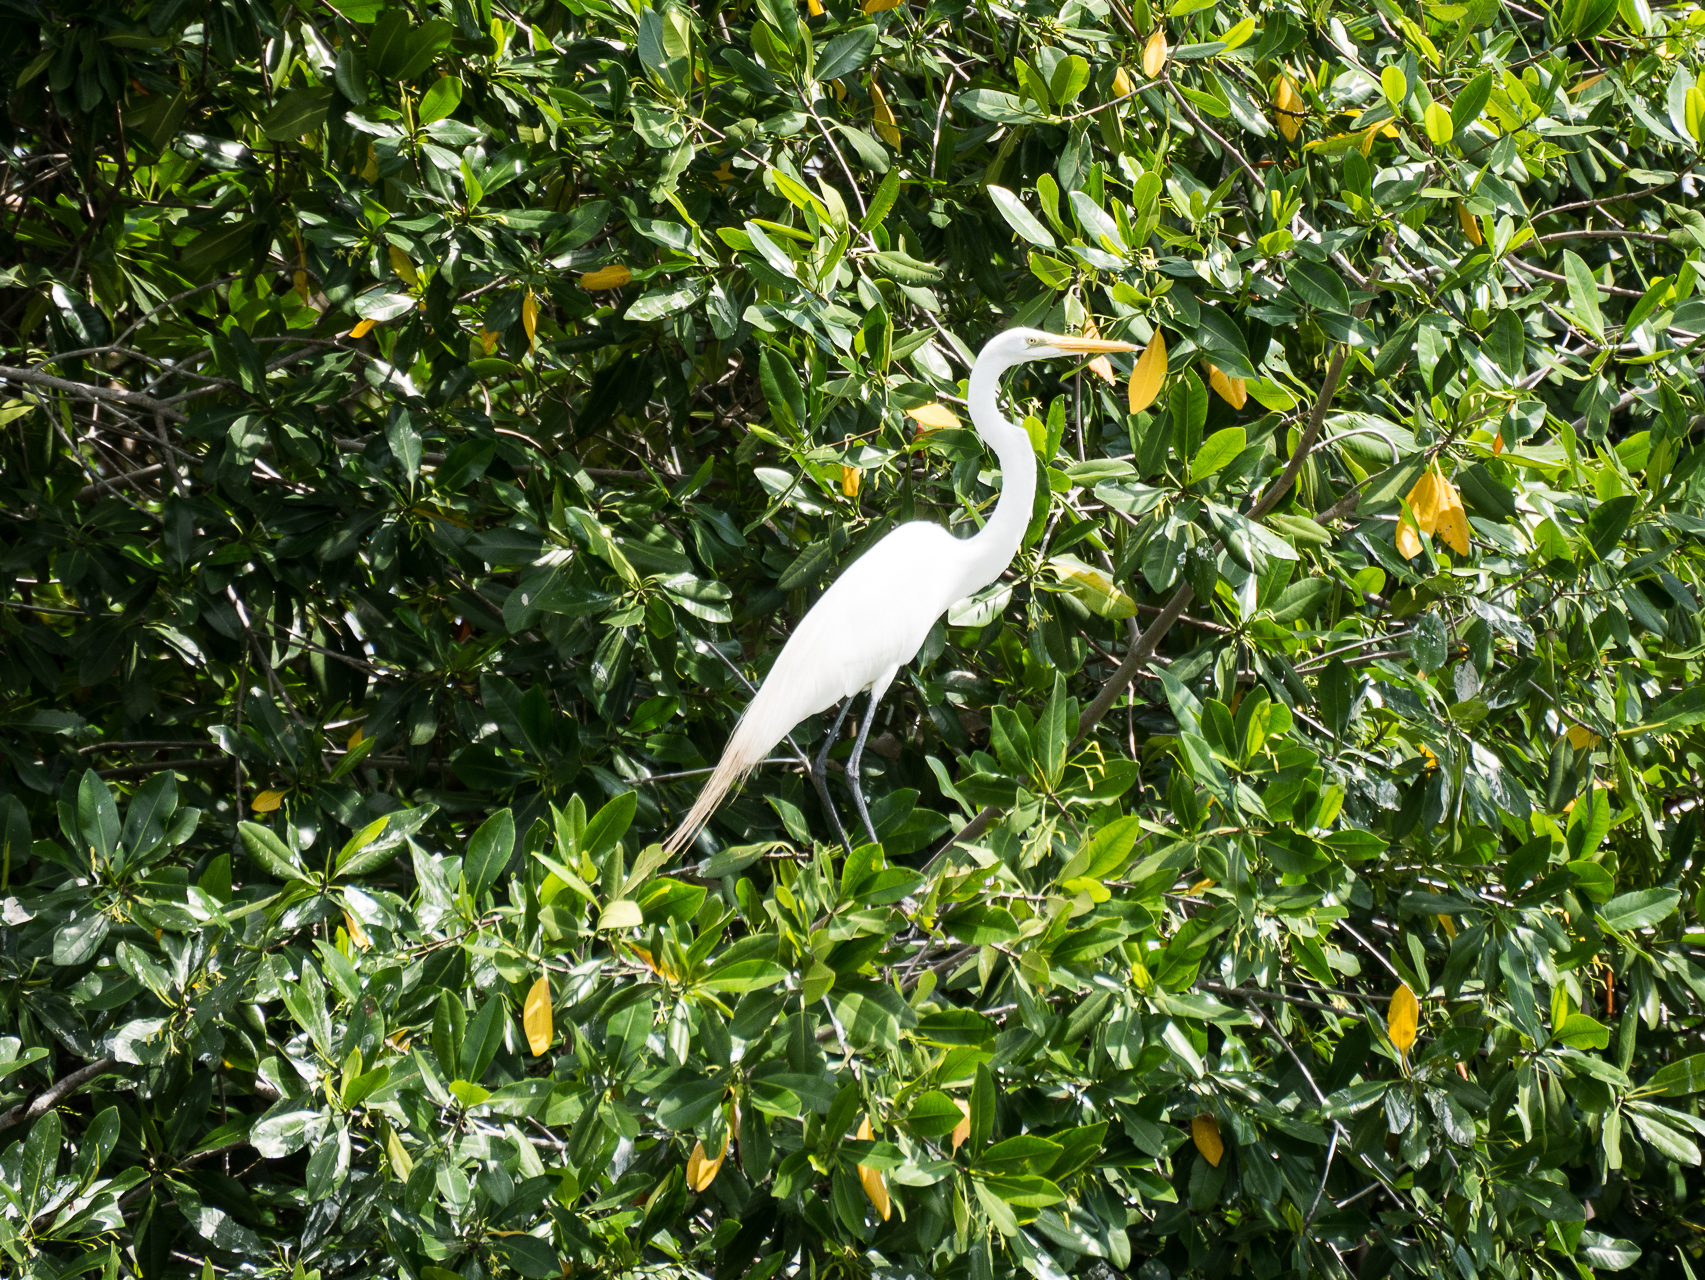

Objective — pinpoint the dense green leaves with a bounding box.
[7,0,1705,1277]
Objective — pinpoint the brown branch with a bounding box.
[0,1056,121,1135]
[0,365,187,422]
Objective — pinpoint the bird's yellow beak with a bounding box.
[1046,335,1138,354]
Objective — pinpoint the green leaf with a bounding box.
[238,822,308,882]
[1189,427,1246,483]
[1598,887,1680,932]
[417,76,463,126]
[987,185,1056,249]
[1562,250,1606,340]
[815,26,878,81]
[465,808,515,898]
[260,86,334,140]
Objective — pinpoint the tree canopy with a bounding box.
[7,0,1705,1276]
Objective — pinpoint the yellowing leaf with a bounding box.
[1081,319,1115,384]
[686,1131,730,1191]
[388,245,419,287]
[579,264,633,290]
[251,789,286,813]
[1128,329,1167,413]
[349,318,378,339]
[1435,476,1470,554]
[1141,29,1167,79]
[1437,913,1458,939]
[1405,471,1442,535]
[1567,724,1602,750]
[1275,74,1302,141]
[384,1121,413,1178]
[1206,363,1247,409]
[1396,519,1423,559]
[806,0,823,12]
[870,79,901,147]
[856,1117,892,1219]
[950,1099,970,1154]
[522,288,539,350]
[1112,66,1134,98]
[343,910,372,949]
[1191,1115,1224,1166]
[1388,983,1420,1055]
[1454,200,1483,245]
[524,973,553,1056]
[841,464,863,497]
[347,724,364,748]
[1687,85,1705,145]
[831,78,848,101]
[1492,430,1504,455]
[1423,101,1453,145]
[863,0,902,11]
[480,330,500,354]
[361,144,379,182]
[908,403,960,429]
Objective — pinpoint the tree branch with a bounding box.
[0,1056,121,1135]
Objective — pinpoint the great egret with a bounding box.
[665,328,1135,856]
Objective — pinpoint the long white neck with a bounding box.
[953,355,1036,597]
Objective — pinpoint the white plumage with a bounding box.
[665,327,1135,855]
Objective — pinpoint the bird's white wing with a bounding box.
[769,520,963,707]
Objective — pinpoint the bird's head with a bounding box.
[982,326,1137,370]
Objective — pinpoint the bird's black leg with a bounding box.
[846,688,883,849]
[811,698,855,855]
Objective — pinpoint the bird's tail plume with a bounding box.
[664,670,805,858]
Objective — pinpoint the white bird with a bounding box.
[665,327,1135,856]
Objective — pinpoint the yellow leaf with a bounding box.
[1566,724,1602,750]
[1141,29,1167,79]
[1492,431,1503,455]
[686,1131,730,1191]
[251,789,286,813]
[1396,519,1423,559]
[388,245,419,287]
[347,724,364,748]
[343,910,372,949]
[841,464,863,497]
[348,318,378,339]
[361,144,378,182]
[1437,913,1458,939]
[856,1117,892,1219]
[863,0,902,10]
[1275,74,1302,141]
[1191,1115,1224,1166]
[579,264,633,290]
[1112,66,1134,98]
[1418,743,1438,771]
[522,288,539,350]
[1127,330,1167,413]
[384,1121,413,1178]
[1405,471,1442,535]
[1388,983,1420,1055]
[807,0,823,12]
[1570,72,1605,96]
[480,330,500,354]
[908,403,960,429]
[524,973,553,1056]
[1206,363,1247,410]
[950,1099,970,1154]
[1435,475,1470,554]
[1455,200,1483,246]
[870,79,901,147]
[1080,319,1115,384]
